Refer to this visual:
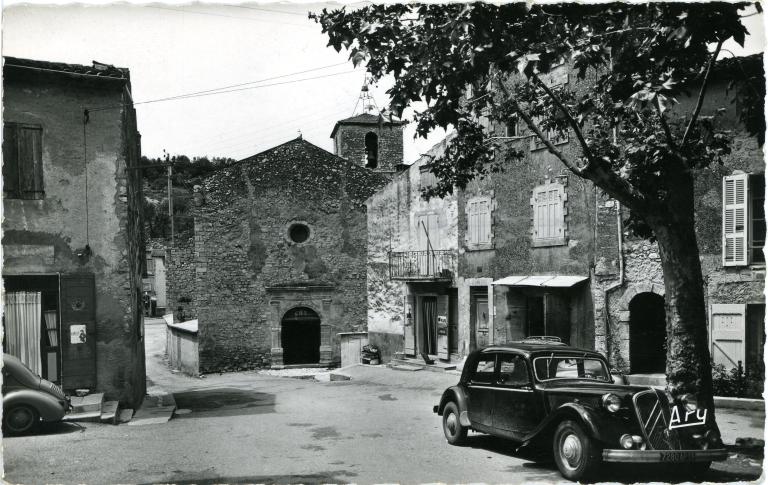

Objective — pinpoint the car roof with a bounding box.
[478,343,606,359]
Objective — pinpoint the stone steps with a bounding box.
[63,393,122,424]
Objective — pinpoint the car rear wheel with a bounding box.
[442,402,468,445]
[553,419,601,481]
[3,404,39,435]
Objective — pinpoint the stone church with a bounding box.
[185,113,404,372]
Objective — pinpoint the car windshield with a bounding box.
[533,355,610,381]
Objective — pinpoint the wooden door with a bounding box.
[60,274,97,390]
[475,297,490,348]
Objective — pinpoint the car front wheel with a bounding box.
[442,401,468,445]
[3,404,39,435]
[553,419,601,481]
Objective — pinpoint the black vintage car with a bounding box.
[433,339,727,481]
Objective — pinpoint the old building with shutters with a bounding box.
[594,53,766,380]
[367,54,764,383]
[187,125,392,372]
[2,57,146,406]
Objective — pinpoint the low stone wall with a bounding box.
[166,319,199,376]
[367,331,403,363]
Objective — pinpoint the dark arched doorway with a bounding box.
[281,307,320,365]
[629,292,666,373]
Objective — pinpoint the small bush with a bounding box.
[712,360,764,399]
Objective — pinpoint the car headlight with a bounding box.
[680,393,698,412]
[602,393,622,413]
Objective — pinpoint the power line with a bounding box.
[88,68,359,112]
[146,5,314,28]
[228,5,308,17]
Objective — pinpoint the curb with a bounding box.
[715,396,765,411]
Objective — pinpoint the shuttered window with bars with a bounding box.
[466,196,493,249]
[723,173,765,266]
[531,182,567,247]
[2,123,44,200]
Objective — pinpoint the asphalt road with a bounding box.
[2,319,763,484]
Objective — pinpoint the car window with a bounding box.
[533,356,610,381]
[470,355,496,384]
[498,354,530,387]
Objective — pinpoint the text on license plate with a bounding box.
[660,451,696,462]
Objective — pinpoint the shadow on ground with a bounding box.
[138,470,358,485]
[463,433,763,484]
[172,387,276,418]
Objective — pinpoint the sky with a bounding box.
[2,2,448,162]
[2,3,764,163]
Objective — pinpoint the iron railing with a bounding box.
[389,250,456,280]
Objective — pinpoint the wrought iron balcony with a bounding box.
[389,250,456,281]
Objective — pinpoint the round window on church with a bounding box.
[288,223,310,244]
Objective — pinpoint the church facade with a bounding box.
[186,114,401,372]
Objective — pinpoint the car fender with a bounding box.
[524,402,606,445]
[4,388,67,422]
[436,386,472,427]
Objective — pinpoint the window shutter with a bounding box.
[478,200,490,244]
[723,174,749,266]
[710,304,746,369]
[2,124,19,196]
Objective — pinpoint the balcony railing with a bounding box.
[389,250,456,281]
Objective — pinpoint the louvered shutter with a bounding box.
[723,174,749,266]
[3,124,20,197]
[478,199,491,244]
[531,186,545,238]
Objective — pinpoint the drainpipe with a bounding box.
[601,127,624,368]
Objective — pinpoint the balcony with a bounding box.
[389,250,456,281]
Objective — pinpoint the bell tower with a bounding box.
[330,80,405,174]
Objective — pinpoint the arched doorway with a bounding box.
[281,307,320,365]
[629,293,666,373]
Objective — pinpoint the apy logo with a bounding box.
[669,406,707,429]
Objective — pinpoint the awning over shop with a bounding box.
[491,275,589,287]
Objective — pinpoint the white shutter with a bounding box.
[468,201,478,244]
[478,200,491,244]
[531,186,544,238]
[710,304,746,369]
[723,174,749,266]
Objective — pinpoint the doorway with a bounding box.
[420,296,437,355]
[629,292,666,373]
[281,307,320,365]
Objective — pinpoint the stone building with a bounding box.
[367,63,597,364]
[593,54,765,379]
[367,55,763,380]
[2,57,146,406]
[331,113,406,176]
[189,135,389,372]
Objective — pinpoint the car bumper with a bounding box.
[602,448,728,463]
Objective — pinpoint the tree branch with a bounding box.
[653,96,678,152]
[495,79,586,177]
[531,73,596,165]
[681,39,724,147]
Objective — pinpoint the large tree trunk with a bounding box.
[645,175,715,416]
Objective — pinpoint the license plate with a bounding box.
[660,451,697,462]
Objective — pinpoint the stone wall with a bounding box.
[2,63,145,406]
[167,236,196,320]
[193,138,386,372]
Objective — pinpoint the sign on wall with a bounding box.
[70,324,87,344]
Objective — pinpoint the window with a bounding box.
[531,182,566,247]
[466,196,493,249]
[532,356,610,381]
[289,223,310,243]
[530,63,569,151]
[2,123,44,199]
[470,354,496,384]
[364,132,378,169]
[415,213,440,251]
[498,354,530,387]
[145,252,155,275]
[723,173,765,266]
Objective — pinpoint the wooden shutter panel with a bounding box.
[710,304,746,369]
[478,200,490,244]
[531,187,544,238]
[723,174,749,266]
[3,124,19,196]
